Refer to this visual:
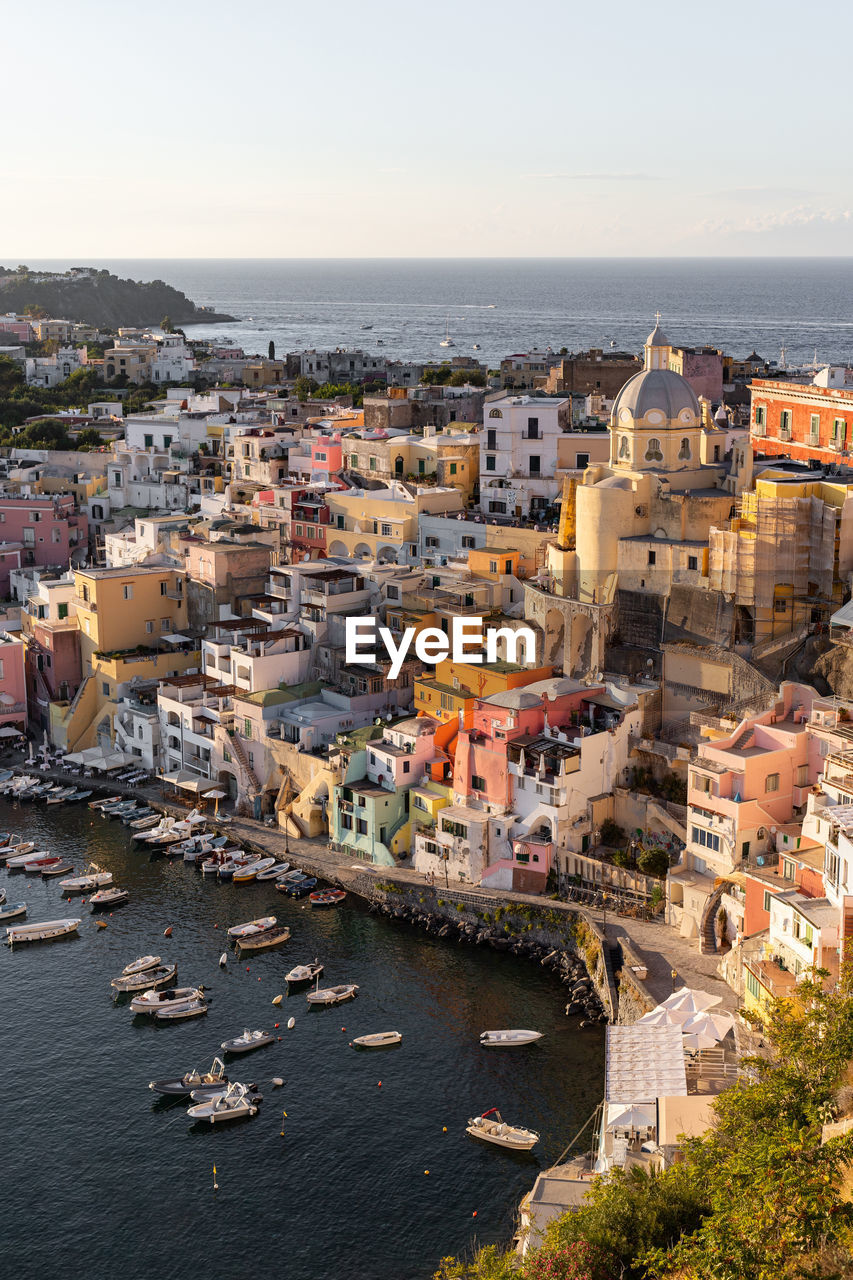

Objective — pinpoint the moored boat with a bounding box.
[235,925,291,953]
[479,1029,544,1047]
[122,954,161,976]
[155,998,207,1021]
[233,857,275,883]
[351,1031,402,1049]
[149,1057,227,1097]
[306,983,358,1006]
[285,875,317,898]
[5,917,81,945]
[187,1081,258,1124]
[220,1028,274,1054]
[308,889,346,908]
[111,963,177,993]
[6,848,51,868]
[130,985,203,1015]
[59,867,112,892]
[226,915,276,939]
[466,1108,539,1151]
[255,862,289,882]
[285,960,323,984]
[90,887,130,910]
[23,856,63,873]
[0,901,26,922]
[0,840,34,860]
[41,862,73,877]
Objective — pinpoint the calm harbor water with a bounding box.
[1,799,603,1280]
[14,257,853,369]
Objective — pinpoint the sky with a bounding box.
[3,0,853,258]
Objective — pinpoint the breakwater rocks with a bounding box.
[368,890,608,1025]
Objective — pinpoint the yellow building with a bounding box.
[468,547,521,580]
[414,655,553,724]
[325,484,464,561]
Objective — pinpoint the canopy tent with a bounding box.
[161,770,208,792]
[64,746,131,771]
[160,633,193,645]
[605,1024,687,1105]
[0,726,24,739]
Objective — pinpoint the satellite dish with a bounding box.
[385,713,392,721]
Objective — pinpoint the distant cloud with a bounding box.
[710,185,821,200]
[697,205,852,236]
[523,171,658,182]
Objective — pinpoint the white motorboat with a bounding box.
[90,887,130,910]
[226,915,276,940]
[351,1031,402,1049]
[285,960,323,984]
[220,1028,274,1054]
[218,855,260,880]
[306,983,359,1007]
[130,985,204,1015]
[480,1029,544,1047]
[155,998,207,1021]
[466,1108,539,1151]
[111,964,177,993]
[5,917,81,945]
[187,1081,258,1124]
[149,1058,228,1097]
[122,954,161,976]
[0,901,26,922]
[59,870,113,893]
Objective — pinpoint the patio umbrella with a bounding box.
[636,1006,682,1028]
[682,1030,719,1052]
[203,788,226,817]
[606,1103,655,1130]
[681,1011,735,1043]
[661,987,722,1016]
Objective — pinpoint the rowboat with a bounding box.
[218,855,260,881]
[0,901,26,922]
[149,1057,228,1097]
[233,857,276,883]
[23,857,63,873]
[235,925,291,953]
[255,862,290,882]
[59,870,113,893]
[275,869,305,889]
[351,1031,402,1049]
[41,862,73,878]
[7,849,51,868]
[479,1029,544,1047]
[284,875,317,898]
[220,1028,274,1054]
[130,986,204,1015]
[89,796,122,810]
[122,954,161,976]
[187,1081,258,1124]
[111,964,177,993]
[0,840,34,860]
[306,983,358,1007]
[285,961,323,984]
[309,889,346,908]
[90,887,130,910]
[5,917,81,945]
[466,1108,539,1151]
[226,916,277,940]
[155,998,207,1021]
[45,788,76,806]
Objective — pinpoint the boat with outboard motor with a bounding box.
[5,917,81,944]
[306,982,358,1006]
[285,960,323,985]
[235,924,290,953]
[90,887,130,910]
[149,1057,228,1097]
[130,985,204,1015]
[226,916,276,940]
[351,1031,402,1049]
[479,1029,544,1047]
[111,963,177,993]
[187,1081,258,1124]
[220,1028,274,1055]
[466,1108,539,1150]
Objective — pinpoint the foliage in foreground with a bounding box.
[436,967,853,1280]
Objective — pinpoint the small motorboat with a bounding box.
[41,862,73,878]
[218,855,260,881]
[89,795,122,810]
[122,954,161,976]
[201,852,229,875]
[23,856,63,873]
[351,1031,402,1049]
[0,840,34,860]
[233,857,276,883]
[6,917,81,945]
[479,1030,544,1047]
[130,985,204,1015]
[308,889,346,908]
[111,964,177,993]
[255,862,290,882]
[155,998,208,1021]
[90,887,130,910]
[285,875,317,898]
[45,788,76,806]
[306,983,358,1007]
[128,814,159,832]
[220,1029,274,1055]
[149,1057,227,1097]
[285,960,323,985]
[226,915,276,940]
[69,789,93,802]
[235,925,291,953]
[59,869,113,893]
[189,1082,261,1104]
[0,901,26,922]
[466,1108,539,1151]
[187,1081,258,1124]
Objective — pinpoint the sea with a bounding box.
[10,257,853,370]
[0,799,603,1280]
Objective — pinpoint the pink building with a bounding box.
[0,496,87,592]
[310,434,343,478]
[0,318,34,343]
[0,632,27,731]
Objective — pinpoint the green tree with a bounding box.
[161,315,175,333]
[294,375,318,401]
[75,427,104,449]
[636,846,669,878]
[268,340,276,361]
[448,368,486,387]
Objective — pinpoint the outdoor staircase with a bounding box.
[729,724,755,750]
[699,882,726,955]
[228,730,260,793]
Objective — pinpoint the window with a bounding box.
[357,819,368,836]
[471,774,486,791]
[810,414,820,445]
[779,409,792,439]
[244,718,252,738]
[160,581,168,595]
[832,418,845,448]
[486,430,497,450]
[449,463,457,476]
[694,774,711,793]
[678,437,691,460]
[381,523,392,537]
[489,561,497,573]
[763,890,773,913]
[796,763,809,786]
[145,620,154,634]
[30,511,40,523]
[576,452,589,469]
[688,555,698,571]
[526,417,539,439]
[486,456,496,471]
[369,456,377,471]
[618,435,629,458]
[102,681,110,696]
[645,437,663,462]
[350,453,358,468]
[123,584,133,600]
[529,455,540,476]
[488,501,506,514]
[461,535,475,549]
[144,434,153,448]
[755,405,766,428]
[488,408,502,418]
[648,549,656,566]
[765,773,780,793]
[746,969,760,1000]
[413,794,428,811]
[294,525,303,537]
[402,761,410,774]
[774,597,787,614]
[161,618,171,632]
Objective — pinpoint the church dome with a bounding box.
[611,367,700,426]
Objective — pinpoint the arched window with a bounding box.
[488,408,503,418]
[618,435,629,458]
[645,437,663,462]
[678,436,691,460]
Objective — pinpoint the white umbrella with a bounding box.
[681,1011,735,1042]
[682,1030,719,1052]
[606,1103,655,1130]
[661,987,722,1016]
[202,788,226,817]
[636,1006,682,1028]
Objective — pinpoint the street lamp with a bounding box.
[671,968,678,994]
[442,851,449,890]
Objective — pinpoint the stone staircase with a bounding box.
[227,729,260,793]
[699,882,726,955]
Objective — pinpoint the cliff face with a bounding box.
[0,269,234,328]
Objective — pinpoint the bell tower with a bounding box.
[644,313,672,370]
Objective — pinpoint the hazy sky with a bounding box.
[4,0,852,257]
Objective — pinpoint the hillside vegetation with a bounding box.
[0,266,234,328]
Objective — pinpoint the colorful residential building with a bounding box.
[0,495,87,591]
[0,632,27,733]
[750,368,853,465]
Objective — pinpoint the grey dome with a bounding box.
[611,368,700,424]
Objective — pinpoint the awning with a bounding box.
[162,769,208,793]
[0,726,24,739]
[161,633,193,644]
[91,751,132,772]
[605,1024,688,1104]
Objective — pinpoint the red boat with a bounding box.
[23,857,63,873]
[308,889,346,908]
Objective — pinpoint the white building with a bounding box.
[480,394,570,518]
[24,346,87,388]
